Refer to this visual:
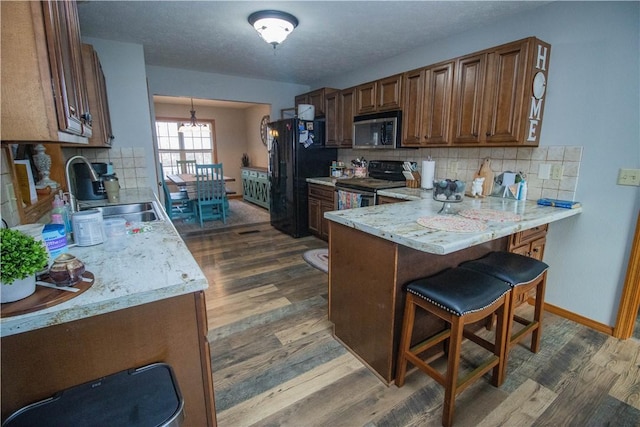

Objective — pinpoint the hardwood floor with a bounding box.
[183,223,640,427]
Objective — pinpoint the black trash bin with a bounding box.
[3,363,184,427]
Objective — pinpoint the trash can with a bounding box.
[3,363,184,427]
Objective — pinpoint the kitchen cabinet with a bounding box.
[295,87,337,118]
[241,167,269,209]
[451,37,551,146]
[82,44,114,147]
[377,195,405,205]
[355,74,403,115]
[402,61,454,147]
[308,183,335,241]
[508,224,547,306]
[325,87,355,148]
[1,1,91,143]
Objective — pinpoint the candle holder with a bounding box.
[32,144,59,189]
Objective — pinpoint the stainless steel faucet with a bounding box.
[65,155,100,213]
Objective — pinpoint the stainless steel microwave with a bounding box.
[352,111,402,149]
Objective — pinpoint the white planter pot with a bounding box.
[1,275,36,303]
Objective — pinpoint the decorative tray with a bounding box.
[417,216,487,233]
[0,272,94,318]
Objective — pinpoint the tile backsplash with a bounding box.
[67,147,149,190]
[338,145,582,201]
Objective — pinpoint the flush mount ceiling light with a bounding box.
[248,10,298,49]
[178,98,209,133]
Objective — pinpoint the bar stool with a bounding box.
[459,251,549,377]
[395,268,512,427]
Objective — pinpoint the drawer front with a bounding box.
[257,172,268,180]
[242,170,250,177]
[308,184,335,202]
[249,170,258,178]
[511,224,548,247]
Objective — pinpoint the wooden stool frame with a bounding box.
[396,290,511,427]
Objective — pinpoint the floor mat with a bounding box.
[303,249,328,273]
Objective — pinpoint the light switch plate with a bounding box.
[550,164,563,180]
[617,168,640,186]
[538,164,551,180]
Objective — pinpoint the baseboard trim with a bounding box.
[542,301,614,336]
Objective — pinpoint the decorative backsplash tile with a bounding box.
[69,147,148,190]
[338,145,582,201]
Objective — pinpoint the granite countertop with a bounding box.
[324,195,582,255]
[307,177,338,187]
[1,188,208,337]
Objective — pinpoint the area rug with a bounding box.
[173,199,270,236]
[303,249,329,273]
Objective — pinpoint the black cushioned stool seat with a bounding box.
[459,251,549,378]
[396,268,512,427]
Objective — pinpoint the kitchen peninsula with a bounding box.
[1,189,216,426]
[325,194,582,384]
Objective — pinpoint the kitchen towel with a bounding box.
[421,160,435,189]
[338,190,361,210]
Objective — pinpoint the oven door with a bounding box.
[335,187,376,209]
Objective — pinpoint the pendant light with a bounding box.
[248,10,298,49]
[178,98,209,133]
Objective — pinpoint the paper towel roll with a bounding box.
[421,160,435,189]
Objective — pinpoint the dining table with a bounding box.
[166,173,236,202]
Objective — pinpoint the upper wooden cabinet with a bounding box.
[1,1,91,143]
[451,38,551,146]
[325,87,355,148]
[295,87,337,118]
[355,74,403,115]
[82,44,114,147]
[402,61,454,147]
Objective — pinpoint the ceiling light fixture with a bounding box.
[178,98,209,133]
[248,10,298,49]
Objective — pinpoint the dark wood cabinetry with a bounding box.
[325,87,355,148]
[295,88,337,118]
[308,183,335,241]
[1,1,91,143]
[451,38,550,146]
[356,74,403,115]
[402,62,454,147]
[82,44,114,147]
[509,224,547,260]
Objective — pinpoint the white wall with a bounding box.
[315,1,640,327]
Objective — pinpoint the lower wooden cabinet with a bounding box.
[308,183,335,241]
[509,224,547,260]
[377,195,406,205]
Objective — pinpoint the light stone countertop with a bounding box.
[1,188,208,337]
[324,195,582,255]
[307,177,338,187]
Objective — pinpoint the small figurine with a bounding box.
[471,177,485,197]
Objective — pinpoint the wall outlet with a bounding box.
[538,163,551,180]
[448,161,458,174]
[550,164,563,180]
[617,168,640,186]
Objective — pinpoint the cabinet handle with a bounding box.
[486,132,491,136]
[81,112,92,123]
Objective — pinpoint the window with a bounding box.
[155,120,216,176]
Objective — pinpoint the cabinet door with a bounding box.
[422,62,454,145]
[308,197,322,236]
[82,44,113,147]
[451,53,486,144]
[319,200,335,241]
[308,89,326,116]
[42,0,91,137]
[483,40,528,144]
[377,74,402,111]
[356,82,376,115]
[402,69,425,146]
[338,87,355,147]
[325,91,339,146]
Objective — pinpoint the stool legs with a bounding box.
[396,291,510,427]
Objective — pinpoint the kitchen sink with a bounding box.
[81,202,162,222]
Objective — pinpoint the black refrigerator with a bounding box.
[269,118,337,238]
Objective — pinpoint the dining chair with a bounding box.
[176,159,197,175]
[194,163,227,227]
[159,163,193,221]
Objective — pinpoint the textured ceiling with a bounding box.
[78,1,550,86]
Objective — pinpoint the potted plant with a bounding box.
[1,228,49,303]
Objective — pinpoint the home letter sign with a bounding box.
[527,43,549,142]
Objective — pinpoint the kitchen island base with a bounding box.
[328,222,508,385]
[1,292,216,426]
